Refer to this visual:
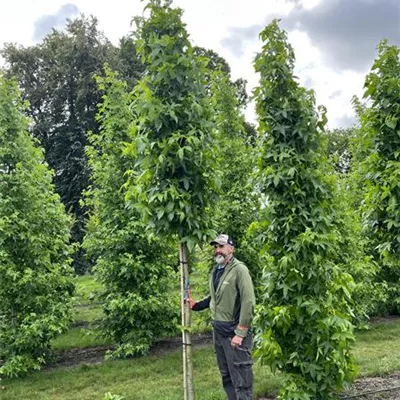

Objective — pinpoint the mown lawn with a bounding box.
[72,275,103,324]
[353,318,400,375]
[0,345,281,400]
[1,276,399,400]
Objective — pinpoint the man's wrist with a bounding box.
[234,326,248,338]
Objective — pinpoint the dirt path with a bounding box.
[257,374,400,399]
[341,374,400,399]
[46,332,213,369]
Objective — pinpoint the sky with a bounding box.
[1,0,399,129]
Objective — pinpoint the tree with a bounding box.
[124,1,219,398]
[323,128,379,323]
[253,21,357,399]
[353,40,400,315]
[118,35,146,89]
[1,16,143,273]
[193,46,230,75]
[83,67,179,359]
[325,127,358,174]
[210,70,261,289]
[193,46,249,109]
[0,74,74,377]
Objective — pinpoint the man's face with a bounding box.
[213,243,234,264]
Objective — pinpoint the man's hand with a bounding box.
[231,335,243,348]
[185,291,196,310]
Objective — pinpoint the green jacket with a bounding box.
[209,257,255,328]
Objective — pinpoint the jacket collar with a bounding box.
[212,257,237,293]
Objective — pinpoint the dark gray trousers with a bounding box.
[213,330,254,400]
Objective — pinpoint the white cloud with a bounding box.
[2,0,392,129]
[33,3,79,42]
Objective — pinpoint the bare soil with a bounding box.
[46,332,213,369]
[258,374,400,399]
[341,374,400,399]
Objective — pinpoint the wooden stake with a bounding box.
[179,242,195,400]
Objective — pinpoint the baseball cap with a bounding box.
[210,234,235,246]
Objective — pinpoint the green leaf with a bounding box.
[156,209,165,220]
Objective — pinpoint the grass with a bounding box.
[73,304,103,324]
[73,275,103,305]
[48,275,106,350]
[2,275,399,400]
[3,319,400,400]
[0,346,280,400]
[353,318,400,376]
[50,327,111,351]
[72,274,103,323]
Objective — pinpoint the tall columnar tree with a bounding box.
[1,16,144,273]
[322,126,380,323]
[0,75,74,377]
[124,1,218,398]
[353,40,400,314]
[253,21,357,399]
[83,67,179,359]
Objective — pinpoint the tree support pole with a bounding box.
[179,242,195,400]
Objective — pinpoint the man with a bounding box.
[189,234,255,400]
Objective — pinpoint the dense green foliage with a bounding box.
[353,40,400,315]
[193,46,249,109]
[253,21,357,399]
[210,71,261,285]
[123,4,220,396]
[0,75,74,377]
[325,128,357,174]
[325,128,380,324]
[1,2,398,391]
[83,68,179,358]
[124,0,218,249]
[1,16,144,273]
[333,177,380,325]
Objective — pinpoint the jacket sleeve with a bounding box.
[192,296,211,311]
[237,265,255,327]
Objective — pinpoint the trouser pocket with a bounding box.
[233,359,253,388]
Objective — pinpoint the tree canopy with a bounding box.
[0,74,74,377]
[83,67,179,358]
[124,0,219,249]
[253,20,357,399]
[353,40,400,314]
[1,16,143,273]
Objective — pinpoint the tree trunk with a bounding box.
[179,242,195,400]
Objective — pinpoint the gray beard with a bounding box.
[215,255,225,265]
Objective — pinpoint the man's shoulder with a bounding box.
[231,258,249,272]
